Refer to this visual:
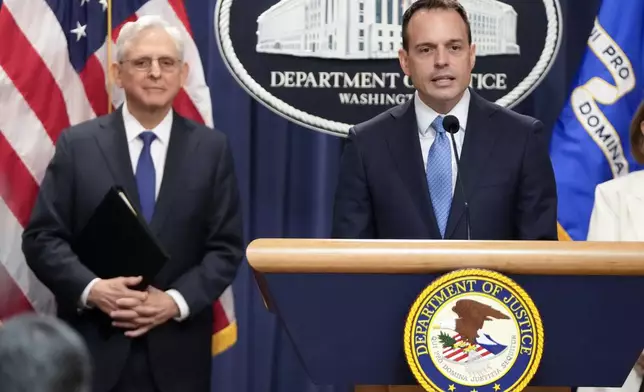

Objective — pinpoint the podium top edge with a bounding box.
[245,239,644,275]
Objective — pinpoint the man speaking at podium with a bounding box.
[332,0,557,241]
[21,16,244,392]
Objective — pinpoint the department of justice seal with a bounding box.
[404,269,543,392]
[215,0,563,136]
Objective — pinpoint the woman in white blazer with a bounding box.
[580,101,644,392]
[587,101,644,242]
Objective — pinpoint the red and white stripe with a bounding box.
[442,334,494,363]
[0,0,235,353]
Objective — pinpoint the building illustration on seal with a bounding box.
[255,0,520,59]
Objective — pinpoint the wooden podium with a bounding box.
[247,239,644,392]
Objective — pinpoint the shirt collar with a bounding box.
[414,88,470,136]
[122,100,173,145]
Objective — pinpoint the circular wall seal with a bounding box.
[404,269,543,392]
[215,0,563,136]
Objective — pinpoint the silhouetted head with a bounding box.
[0,313,91,392]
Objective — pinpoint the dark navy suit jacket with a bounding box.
[22,108,244,392]
[332,90,557,240]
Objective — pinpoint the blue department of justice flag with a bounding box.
[550,0,644,241]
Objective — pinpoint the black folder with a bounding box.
[72,186,169,289]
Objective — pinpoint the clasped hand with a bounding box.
[87,276,179,338]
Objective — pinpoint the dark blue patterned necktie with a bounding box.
[135,131,156,223]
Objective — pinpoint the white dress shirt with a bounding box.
[415,89,470,195]
[80,101,190,322]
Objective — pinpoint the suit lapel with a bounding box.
[445,91,500,239]
[385,100,441,238]
[95,109,142,213]
[148,114,197,235]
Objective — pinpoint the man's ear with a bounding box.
[110,63,123,88]
[399,48,411,77]
[180,62,190,88]
[469,43,476,70]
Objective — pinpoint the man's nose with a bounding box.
[148,61,162,78]
[434,47,449,67]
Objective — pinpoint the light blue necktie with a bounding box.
[135,131,156,223]
[426,116,452,238]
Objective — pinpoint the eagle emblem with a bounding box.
[434,299,511,364]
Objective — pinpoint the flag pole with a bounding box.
[106,0,113,114]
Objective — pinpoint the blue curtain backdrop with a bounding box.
[181,1,602,391]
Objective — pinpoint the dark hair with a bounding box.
[0,314,92,392]
[630,101,644,164]
[402,0,472,51]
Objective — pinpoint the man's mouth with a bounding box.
[431,75,455,82]
[431,75,456,87]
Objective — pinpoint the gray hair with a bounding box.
[0,314,92,392]
[115,15,184,62]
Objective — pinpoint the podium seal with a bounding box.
[404,269,543,392]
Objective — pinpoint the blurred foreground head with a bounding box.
[0,313,91,392]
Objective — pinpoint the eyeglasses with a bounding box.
[120,56,181,72]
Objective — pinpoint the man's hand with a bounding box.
[87,276,148,315]
[110,286,180,338]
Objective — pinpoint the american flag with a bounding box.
[0,0,237,355]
